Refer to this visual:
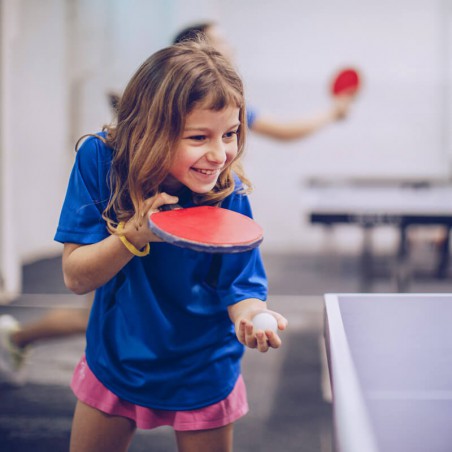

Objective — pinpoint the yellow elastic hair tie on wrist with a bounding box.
[117,222,150,257]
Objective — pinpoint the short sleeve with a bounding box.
[215,189,268,305]
[54,136,111,245]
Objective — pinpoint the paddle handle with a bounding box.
[159,204,182,212]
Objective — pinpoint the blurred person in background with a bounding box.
[172,22,356,141]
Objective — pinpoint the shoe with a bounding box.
[0,315,28,386]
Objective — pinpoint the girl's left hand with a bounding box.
[235,309,288,353]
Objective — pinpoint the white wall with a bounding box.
[69,0,175,141]
[1,0,451,293]
[15,0,70,259]
[1,0,70,294]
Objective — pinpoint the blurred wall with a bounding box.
[0,0,451,293]
[1,0,70,294]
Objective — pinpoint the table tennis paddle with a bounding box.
[331,68,361,96]
[148,205,264,253]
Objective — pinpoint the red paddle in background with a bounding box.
[148,206,264,253]
[331,67,361,97]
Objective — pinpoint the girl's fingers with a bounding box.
[141,193,179,221]
[245,322,257,348]
[265,330,282,349]
[237,319,258,348]
[140,194,179,242]
[236,318,283,352]
[253,330,281,352]
[149,193,179,211]
[236,320,247,344]
[256,331,269,353]
[265,310,288,331]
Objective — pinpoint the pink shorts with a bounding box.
[71,355,249,431]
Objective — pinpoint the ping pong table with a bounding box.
[324,293,452,452]
[304,183,452,291]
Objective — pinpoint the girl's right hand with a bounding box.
[332,94,354,120]
[120,192,179,248]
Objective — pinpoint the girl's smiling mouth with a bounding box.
[191,167,222,176]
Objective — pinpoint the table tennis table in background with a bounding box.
[324,293,452,452]
[304,181,452,291]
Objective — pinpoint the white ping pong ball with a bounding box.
[252,312,278,333]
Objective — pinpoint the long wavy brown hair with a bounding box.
[98,39,251,233]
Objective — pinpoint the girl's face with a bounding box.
[164,105,240,194]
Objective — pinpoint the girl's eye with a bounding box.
[224,130,239,139]
[188,135,206,141]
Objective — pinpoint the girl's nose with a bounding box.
[206,140,227,164]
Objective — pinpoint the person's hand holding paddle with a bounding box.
[331,94,355,120]
[329,67,361,121]
[117,192,180,250]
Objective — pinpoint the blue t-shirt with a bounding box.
[54,135,267,410]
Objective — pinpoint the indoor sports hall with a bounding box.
[1,1,452,451]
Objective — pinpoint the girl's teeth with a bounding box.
[196,169,216,175]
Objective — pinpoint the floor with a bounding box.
[1,248,451,451]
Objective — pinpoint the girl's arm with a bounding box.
[250,94,354,141]
[62,192,178,295]
[228,298,288,353]
[63,237,135,295]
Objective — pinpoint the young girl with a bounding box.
[55,39,287,452]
